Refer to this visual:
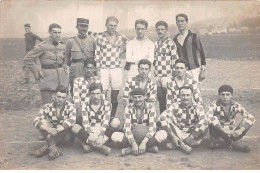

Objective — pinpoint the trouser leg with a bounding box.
[157,86,167,114]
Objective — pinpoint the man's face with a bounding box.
[180,89,192,106]
[219,92,233,105]
[25,27,31,33]
[83,64,95,78]
[175,63,187,77]
[106,20,118,34]
[76,24,89,35]
[49,27,61,42]
[132,95,145,107]
[135,23,147,39]
[156,25,167,39]
[55,92,67,107]
[90,89,102,104]
[176,16,188,31]
[138,64,150,78]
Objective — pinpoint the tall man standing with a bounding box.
[124,19,154,79]
[22,23,43,84]
[95,16,128,120]
[173,13,206,82]
[24,23,69,105]
[65,18,96,95]
[154,20,178,113]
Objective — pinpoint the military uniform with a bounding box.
[24,37,69,104]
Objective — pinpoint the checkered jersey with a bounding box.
[82,98,111,136]
[124,102,157,144]
[73,76,101,109]
[207,100,255,131]
[95,31,128,69]
[160,102,208,138]
[166,75,203,108]
[154,37,178,77]
[34,101,76,130]
[123,75,157,104]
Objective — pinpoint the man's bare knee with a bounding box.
[110,118,121,129]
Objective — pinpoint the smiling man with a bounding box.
[207,85,255,152]
[24,23,69,105]
[33,85,76,160]
[65,18,96,95]
[124,19,154,79]
[159,86,208,154]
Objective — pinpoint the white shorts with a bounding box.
[154,76,172,88]
[100,68,123,91]
[186,67,200,83]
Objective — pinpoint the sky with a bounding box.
[0,0,259,38]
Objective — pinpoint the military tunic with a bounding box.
[24,37,69,91]
[65,35,96,83]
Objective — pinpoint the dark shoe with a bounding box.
[231,142,251,153]
[121,147,132,156]
[209,141,226,150]
[179,142,192,154]
[82,144,94,153]
[34,146,50,158]
[100,145,111,156]
[166,142,178,150]
[147,146,159,153]
[48,146,62,160]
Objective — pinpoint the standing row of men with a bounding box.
[23,14,255,160]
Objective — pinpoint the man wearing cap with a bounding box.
[123,59,157,107]
[22,23,44,84]
[24,23,69,104]
[124,19,154,79]
[65,18,96,95]
[207,85,255,152]
[154,20,178,113]
[95,16,128,120]
[159,86,208,154]
[166,59,203,109]
[33,85,76,160]
[72,82,119,155]
[173,13,206,83]
[111,88,167,156]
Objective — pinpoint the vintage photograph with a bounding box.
[0,0,259,170]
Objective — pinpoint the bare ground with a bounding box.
[0,59,260,169]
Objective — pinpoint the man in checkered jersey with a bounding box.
[111,88,167,156]
[207,85,255,152]
[72,82,120,155]
[166,59,203,109]
[123,59,157,107]
[95,16,128,120]
[73,59,101,124]
[154,20,179,113]
[159,86,208,154]
[33,85,76,160]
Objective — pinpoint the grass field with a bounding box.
[0,35,260,169]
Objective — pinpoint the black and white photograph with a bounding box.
[0,0,259,170]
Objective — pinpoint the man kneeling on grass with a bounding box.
[207,85,255,152]
[159,86,208,154]
[72,82,120,155]
[111,88,167,156]
[33,85,76,160]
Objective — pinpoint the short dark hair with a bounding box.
[106,16,119,25]
[89,82,103,93]
[24,23,31,28]
[48,23,61,32]
[218,85,233,95]
[176,13,189,22]
[155,20,168,30]
[135,19,148,29]
[175,59,188,67]
[83,58,96,67]
[179,86,193,94]
[138,59,151,69]
[55,85,69,94]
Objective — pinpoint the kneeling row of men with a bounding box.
[33,82,255,160]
